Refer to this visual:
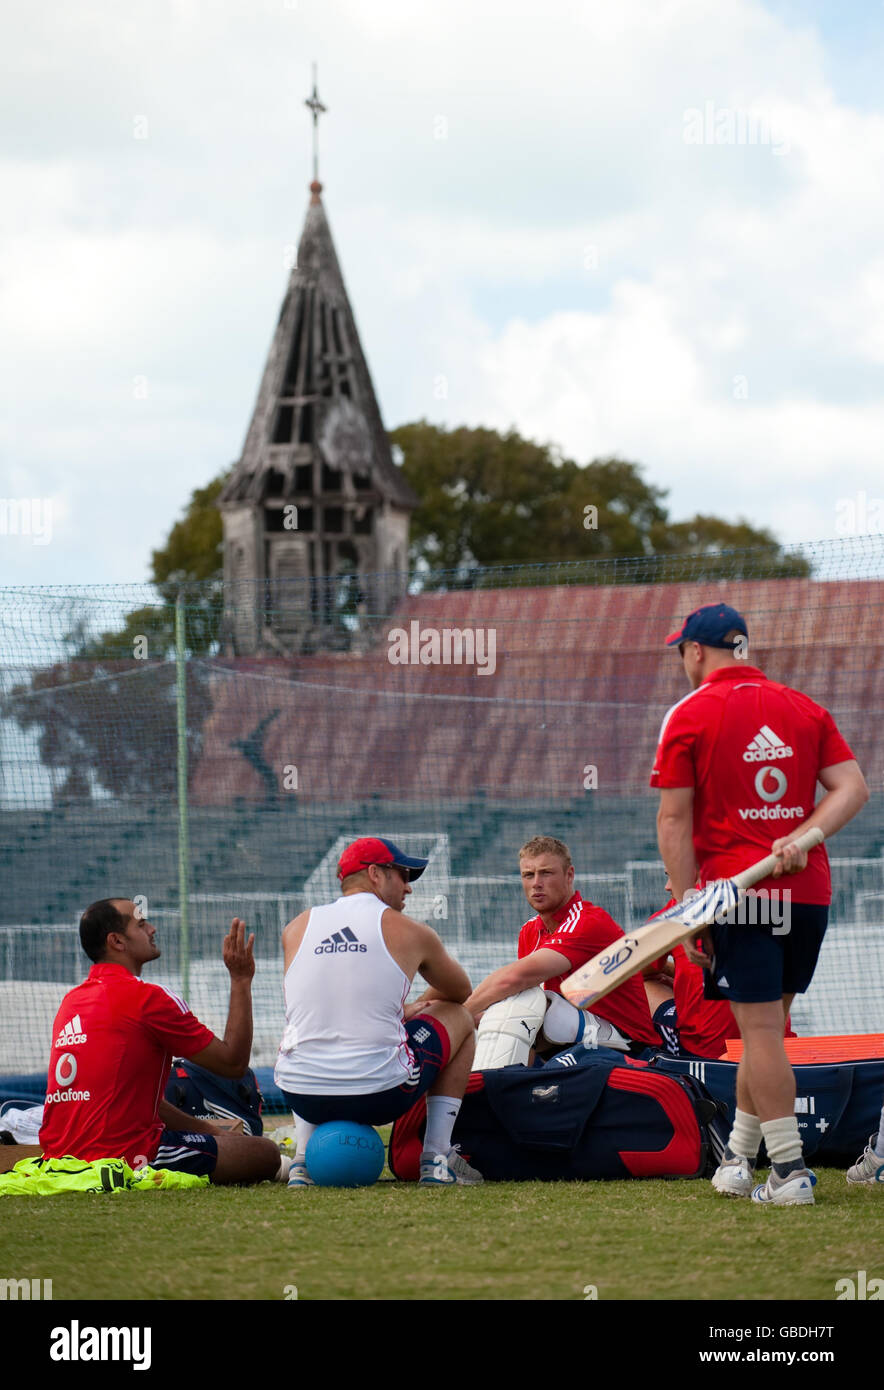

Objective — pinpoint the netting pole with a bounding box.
[175,592,191,1001]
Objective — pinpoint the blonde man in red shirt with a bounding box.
[463,836,660,1062]
[652,603,868,1205]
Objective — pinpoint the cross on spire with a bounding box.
[305,64,327,189]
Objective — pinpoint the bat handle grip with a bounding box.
[732,826,825,891]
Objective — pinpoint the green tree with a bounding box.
[5,431,810,803]
[392,421,809,583]
[3,474,229,802]
[5,644,213,801]
[651,514,810,578]
[149,471,228,652]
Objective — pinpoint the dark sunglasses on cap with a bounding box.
[366,862,409,881]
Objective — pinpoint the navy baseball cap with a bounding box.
[337,837,428,882]
[665,603,748,649]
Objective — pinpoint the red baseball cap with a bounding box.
[337,837,428,882]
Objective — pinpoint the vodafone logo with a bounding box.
[755,766,788,803]
[739,762,805,820]
[55,1052,77,1087]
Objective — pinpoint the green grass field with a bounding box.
[4,1167,884,1301]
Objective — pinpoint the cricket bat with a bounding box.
[560,827,825,1009]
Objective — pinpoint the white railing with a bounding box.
[2,858,882,1070]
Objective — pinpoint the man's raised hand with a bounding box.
[223,918,256,980]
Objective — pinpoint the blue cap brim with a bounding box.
[378,838,428,882]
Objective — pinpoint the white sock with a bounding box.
[294,1112,316,1161]
[875,1106,884,1159]
[275,1154,293,1182]
[727,1108,762,1162]
[423,1096,461,1156]
[761,1115,804,1172]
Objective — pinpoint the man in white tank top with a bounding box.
[275,837,481,1186]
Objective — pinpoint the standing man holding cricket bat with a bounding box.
[652,602,869,1205]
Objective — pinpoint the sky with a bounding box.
[2,0,884,587]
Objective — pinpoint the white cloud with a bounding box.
[1,0,883,583]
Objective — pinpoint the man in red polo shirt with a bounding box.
[464,836,660,1061]
[652,602,869,1205]
[39,898,283,1184]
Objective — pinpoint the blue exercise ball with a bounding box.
[305,1121,385,1187]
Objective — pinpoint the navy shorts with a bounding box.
[705,903,829,1004]
[283,1015,451,1127]
[653,999,681,1057]
[152,1129,219,1177]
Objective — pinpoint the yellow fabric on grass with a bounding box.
[0,1154,209,1195]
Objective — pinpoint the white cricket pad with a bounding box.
[0,1103,44,1144]
[474,987,548,1069]
[582,1013,631,1053]
[538,993,632,1053]
[539,990,584,1047]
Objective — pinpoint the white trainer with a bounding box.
[419,1146,483,1185]
[287,1160,315,1188]
[711,1154,755,1197]
[751,1168,816,1206]
[846,1137,884,1186]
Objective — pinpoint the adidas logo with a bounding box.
[742,725,793,762]
[314,928,367,956]
[55,1015,87,1047]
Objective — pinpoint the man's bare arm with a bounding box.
[157,1098,222,1135]
[657,787,698,904]
[403,985,448,1019]
[416,925,472,1003]
[189,918,255,1079]
[281,910,310,972]
[815,759,871,833]
[771,760,869,872]
[464,948,571,1020]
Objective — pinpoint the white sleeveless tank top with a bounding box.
[274,892,419,1095]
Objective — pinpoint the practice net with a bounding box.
[1,537,882,1073]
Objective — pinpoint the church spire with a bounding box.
[219,72,416,655]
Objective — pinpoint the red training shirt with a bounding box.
[518,890,658,1045]
[39,963,214,1166]
[650,665,854,902]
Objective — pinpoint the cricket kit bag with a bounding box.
[164,1059,264,1136]
[648,1053,884,1165]
[389,1046,728,1181]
